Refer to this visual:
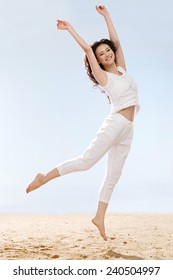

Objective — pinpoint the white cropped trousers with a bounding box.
[57,113,133,204]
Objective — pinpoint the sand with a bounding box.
[0,213,173,260]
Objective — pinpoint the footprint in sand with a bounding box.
[80,255,87,259]
[3,247,12,251]
[39,245,52,250]
[71,245,78,248]
[105,249,143,260]
[3,247,22,252]
[51,255,60,259]
[60,236,68,240]
[40,248,50,251]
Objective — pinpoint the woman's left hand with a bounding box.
[96,5,109,17]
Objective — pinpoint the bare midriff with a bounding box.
[117,105,135,122]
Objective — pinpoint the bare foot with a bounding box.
[26,173,46,193]
[92,217,107,241]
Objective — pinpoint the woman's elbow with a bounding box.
[85,45,92,55]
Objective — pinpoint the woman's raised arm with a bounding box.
[57,20,90,53]
[96,5,126,70]
[57,20,107,85]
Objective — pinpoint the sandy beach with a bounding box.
[0,213,173,260]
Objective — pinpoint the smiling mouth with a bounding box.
[106,55,113,61]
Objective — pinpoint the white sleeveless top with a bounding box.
[99,66,140,115]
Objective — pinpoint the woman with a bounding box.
[26,5,140,241]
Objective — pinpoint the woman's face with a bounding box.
[95,44,115,66]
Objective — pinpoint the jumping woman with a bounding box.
[26,5,140,241]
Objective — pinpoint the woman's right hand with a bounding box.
[57,20,71,30]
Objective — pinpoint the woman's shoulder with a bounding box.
[98,71,115,90]
[117,65,126,73]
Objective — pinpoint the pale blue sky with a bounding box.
[0,0,173,214]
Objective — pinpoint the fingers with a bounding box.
[57,20,64,25]
[57,19,61,27]
[57,20,65,29]
[96,5,105,10]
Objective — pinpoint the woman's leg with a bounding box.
[92,201,108,241]
[26,168,60,193]
[26,113,129,193]
[99,126,133,203]
[56,114,130,176]
[92,124,133,240]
